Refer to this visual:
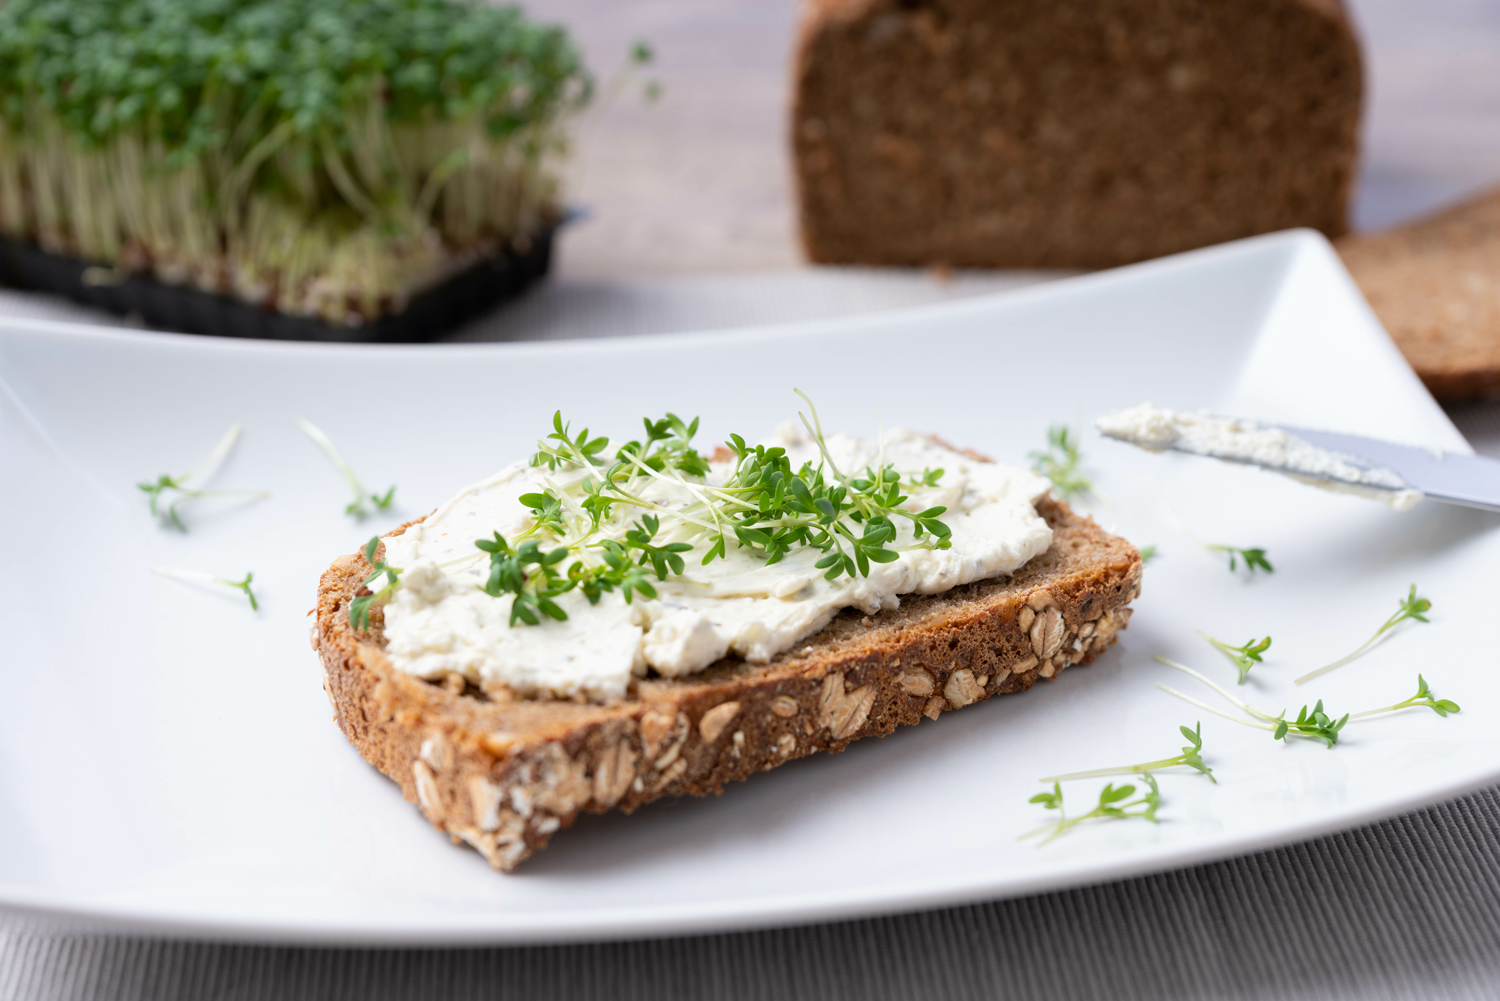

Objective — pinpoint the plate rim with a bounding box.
[1,226,1482,945]
[1,763,1496,947]
[0,228,1321,360]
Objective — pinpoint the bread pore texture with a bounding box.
[1338,185,1500,404]
[314,494,1142,872]
[792,0,1362,268]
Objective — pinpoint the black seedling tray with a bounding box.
[0,224,556,343]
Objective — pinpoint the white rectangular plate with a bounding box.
[2,230,1495,944]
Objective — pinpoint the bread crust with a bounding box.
[1338,185,1500,404]
[314,495,1141,872]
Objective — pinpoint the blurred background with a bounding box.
[470,0,1500,342]
[550,0,1498,276]
[3,0,1496,345]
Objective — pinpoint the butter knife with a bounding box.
[1095,404,1500,514]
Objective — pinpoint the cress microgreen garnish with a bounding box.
[1139,545,1159,563]
[350,536,402,631]
[1295,586,1432,685]
[1209,545,1273,574]
[1157,656,1348,747]
[1022,774,1161,844]
[476,531,570,626]
[1161,505,1271,575]
[1350,674,1461,719]
[500,392,954,618]
[137,424,268,531]
[1201,632,1271,685]
[906,467,946,489]
[1030,425,1092,500]
[1157,657,1459,748]
[153,567,259,611]
[346,393,956,630]
[1040,723,1215,784]
[473,521,681,628]
[297,418,395,519]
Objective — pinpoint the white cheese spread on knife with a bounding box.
[1096,403,1422,510]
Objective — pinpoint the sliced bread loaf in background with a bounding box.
[1338,186,1500,404]
[792,0,1362,268]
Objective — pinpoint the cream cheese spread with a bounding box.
[1096,403,1422,510]
[381,426,1054,701]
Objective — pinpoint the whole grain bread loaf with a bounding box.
[1338,186,1500,403]
[793,0,1362,268]
[314,494,1142,872]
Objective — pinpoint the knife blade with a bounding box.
[1280,426,1500,514]
[1095,405,1500,513]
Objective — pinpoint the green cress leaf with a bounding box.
[1203,544,1273,575]
[1022,774,1162,844]
[298,418,395,520]
[1201,632,1272,684]
[1296,586,1433,684]
[379,396,959,627]
[502,400,963,623]
[137,424,266,531]
[1039,722,1216,785]
[1157,656,1456,748]
[1350,674,1462,720]
[349,536,403,631]
[1030,425,1092,500]
[153,567,260,612]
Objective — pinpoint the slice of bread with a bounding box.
[1338,186,1500,403]
[792,0,1362,269]
[314,495,1142,872]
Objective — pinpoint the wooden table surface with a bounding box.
[540,0,1500,280]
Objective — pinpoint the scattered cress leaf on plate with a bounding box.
[1207,544,1273,575]
[1296,585,1432,684]
[1350,674,1461,720]
[1029,424,1092,501]
[1156,656,1349,748]
[1040,722,1216,784]
[137,423,268,531]
[1159,505,1270,576]
[153,567,260,611]
[1022,774,1161,845]
[1200,632,1271,684]
[298,418,396,520]
[1157,656,1457,748]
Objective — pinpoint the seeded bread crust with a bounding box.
[1338,185,1500,403]
[314,495,1141,872]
